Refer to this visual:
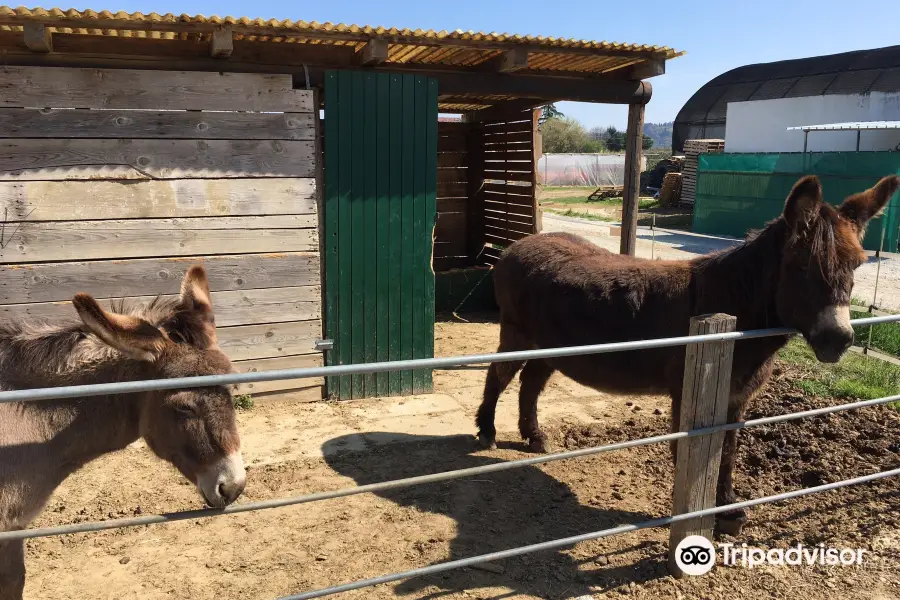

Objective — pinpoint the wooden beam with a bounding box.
[210,27,233,58]
[23,23,52,53]
[359,39,388,66]
[466,99,550,123]
[627,59,665,80]
[668,314,736,578]
[482,48,529,73]
[620,102,645,256]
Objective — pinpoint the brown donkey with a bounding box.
[0,266,245,599]
[477,174,900,535]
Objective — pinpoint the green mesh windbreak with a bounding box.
[694,152,900,252]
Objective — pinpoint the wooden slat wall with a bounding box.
[0,67,323,400]
[435,121,471,272]
[476,109,540,265]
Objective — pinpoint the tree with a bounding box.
[602,126,626,152]
[642,135,655,151]
[539,103,564,125]
[540,117,590,153]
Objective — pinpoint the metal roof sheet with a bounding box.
[0,6,683,76]
[787,121,900,131]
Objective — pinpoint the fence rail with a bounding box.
[1,391,896,544]
[5,312,900,597]
[0,314,896,404]
[279,466,900,600]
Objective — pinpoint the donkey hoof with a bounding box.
[477,432,497,450]
[528,436,551,454]
[715,511,747,537]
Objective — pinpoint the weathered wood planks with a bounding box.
[0,139,315,180]
[0,216,318,263]
[0,108,315,139]
[0,66,325,393]
[0,66,313,112]
[218,320,320,361]
[0,179,316,220]
[233,353,325,396]
[0,286,321,327]
[0,253,320,304]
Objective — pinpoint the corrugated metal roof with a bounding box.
[787,121,900,132]
[0,6,683,76]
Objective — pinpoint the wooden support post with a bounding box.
[531,107,542,233]
[620,102,645,256]
[465,117,486,263]
[23,23,53,53]
[210,27,233,58]
[668,313,736,578]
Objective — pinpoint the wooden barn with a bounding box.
[0,7,681,400]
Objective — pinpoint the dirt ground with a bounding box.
[22,319,900,600]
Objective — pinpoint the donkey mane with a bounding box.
[0,295,186,387]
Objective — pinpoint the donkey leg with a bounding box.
[518,359,555,453]
[715,396,749,536]
[0,540,25,600]
[476,321,528,449]
[476,359,524,449]
[715,428,746,536]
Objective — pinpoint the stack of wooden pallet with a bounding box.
[659,172,683,207]
[680,139,725,207]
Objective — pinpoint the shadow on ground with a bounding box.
[636,230,741,255]
[323,432,663,599]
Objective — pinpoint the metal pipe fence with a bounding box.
[1,313,897,404]
[279,466,900,600]
[4,312,900,597]
[1,391,897,543]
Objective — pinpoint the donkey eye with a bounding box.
[173,404,197,417]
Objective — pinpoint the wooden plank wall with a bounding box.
[435,121,470,272]
[478,110,540,265]
[0,66,323,400]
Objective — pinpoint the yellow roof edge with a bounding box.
[0,6,684,59]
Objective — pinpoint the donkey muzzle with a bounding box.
[808,305,854,363]
[197,452,246,508]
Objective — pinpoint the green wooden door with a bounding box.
[323,70,438,399]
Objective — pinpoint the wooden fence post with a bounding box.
[668,313,736,577]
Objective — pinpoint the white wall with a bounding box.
[724,92,900,153]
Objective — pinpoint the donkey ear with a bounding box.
[180,265,214,315]
[839,175,900,236]
[73,294,167,362]
[170,265,218,349]
[784,175,823,232]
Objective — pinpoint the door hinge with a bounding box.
[315,339,334,351]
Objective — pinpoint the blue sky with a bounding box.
[77,0,900,128]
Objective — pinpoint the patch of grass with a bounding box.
[542,186,596,193]
[638,210,692,230]
[233,394,255,411]
[547,208,615,222]
[778,338,900,408]
[850,308,900,357]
